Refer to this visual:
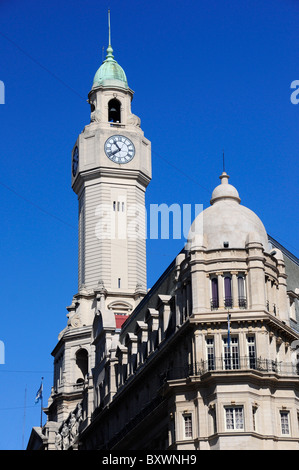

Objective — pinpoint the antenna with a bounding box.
[222,149,225,173]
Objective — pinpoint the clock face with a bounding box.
[72,146,79,176]
[104,135,135,164]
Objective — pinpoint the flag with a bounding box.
[35,379,43,404]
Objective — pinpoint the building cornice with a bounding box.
[51,325,92,357]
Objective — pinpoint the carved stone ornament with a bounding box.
[90,110,102,122]
[70,314,82,328]
[127,113,141,127]
[54,403,83,450]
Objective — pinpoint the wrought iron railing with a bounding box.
[210,298,219,310]
[238,296,247,308]
[224,296,233,308]
[163,356,299,382]
[210,297,247,310]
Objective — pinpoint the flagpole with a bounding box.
[40,393,43,429]
[22,385,27,450]
[35,376,44,429]
[40,377,44,429]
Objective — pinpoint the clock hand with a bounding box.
[113,140,121,151]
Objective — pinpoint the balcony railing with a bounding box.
[238,296,247,308]
[224,296,233,308]
[162,356,299,382]
[210,298,219,310]
[210,297,247,310]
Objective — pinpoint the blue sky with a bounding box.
[0,0,298,449]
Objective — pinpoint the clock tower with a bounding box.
[44,14,152,425]
[71,14,151,316]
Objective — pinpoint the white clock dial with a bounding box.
[104,135,135,164]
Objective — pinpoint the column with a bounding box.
[231,271,239,309]
[190,250,209,314]
[246,241,266,310]
[217,272,224,309]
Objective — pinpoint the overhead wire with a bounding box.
[0,28,298,260]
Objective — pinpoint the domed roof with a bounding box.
[92,44,128,90]
[92,11,128,90]
[187,172,269,252]
[210,172,241,204]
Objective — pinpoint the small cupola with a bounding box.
[210,172,241,205]
[92,11,129,90]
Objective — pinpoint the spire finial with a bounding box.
[220,150,229,184]
[108,9,111,46]
[105,9,114,61]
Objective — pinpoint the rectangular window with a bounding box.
[280,411,290,435]
[247,336,256,369]
[252,406,257,432]
[209,405,217,434]
[238,275,247,308]
[224,276,233,308]
[225,406,244,431]
[223,337,239,370]
[183,414,192,438]
[211,277,219,309]
[206,338,215,371]
[289,297,296,321]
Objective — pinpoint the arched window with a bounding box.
[75,348,88,383]
[108,98,121,123]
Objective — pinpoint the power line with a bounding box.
[152,148,211,194]
[0,180,76,229]
[0,405,36,411]
[0,369,52,373]
[0,30,86,101]
[0,28,297,259]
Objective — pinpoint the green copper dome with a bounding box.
[92,40,128,90]
[93,11,128,90]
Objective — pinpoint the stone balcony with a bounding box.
[163,356,299,382]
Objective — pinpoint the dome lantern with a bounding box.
[210,171,241,205]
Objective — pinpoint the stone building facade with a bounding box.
[27,21,299,451]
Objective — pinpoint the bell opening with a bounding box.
[108,98,121,123]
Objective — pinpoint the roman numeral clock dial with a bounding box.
[72,145,79,177]
[104,135,135,164]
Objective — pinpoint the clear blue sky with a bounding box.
[0,0,298,450]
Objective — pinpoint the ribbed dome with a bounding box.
[92,44,128,90]
[187,172,269,252]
